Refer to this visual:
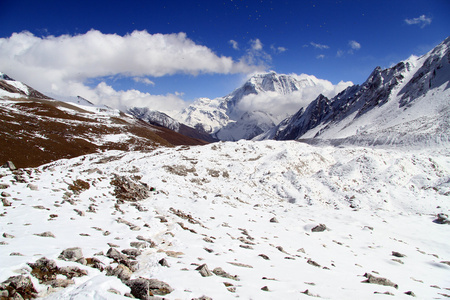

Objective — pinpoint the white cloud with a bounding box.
[0,30,259,112]
[240,38,272,69]
[310,42,329,49]
[133,77,155,86]
[336,50,344,57]
[229,39,239,50]
[316,54,325,59]
[348,40,361,50]
[405,15,432,28]
[271,45,287,53]
[250,38,263,51]
[236,74,353,119]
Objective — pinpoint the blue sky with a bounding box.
[0,0,449,112]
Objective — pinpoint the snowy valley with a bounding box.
[0,37,449,300]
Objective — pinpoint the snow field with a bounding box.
[0,140,449,299]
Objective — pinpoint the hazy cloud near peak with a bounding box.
[236,74,353,119]
[405,15,432,28]
[0,30,259,112]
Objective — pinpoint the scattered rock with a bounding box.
[2,232,14,238]
[117,217,141,231]
[127,277,173,298]
[106,264,133,282]
[47,279,75,288]
[362,273,398,289]
[261,286,269,291]
[196,264,213,277]
[27,184,39,191]
[192,296,212,300]
[34,231,55,238]
[374,291,395,295]
[2,198,11,206]
[10,252,24,256]
[58,266,88,279]
[111,175,149,202]
[433,213,450,224]
[106,247,136,270]
[405,291,416,297]
[0,275,37,299]
[122,248,142,259]
[440,261,450,266]
[392,251,406,258]
[59,247,84,262]
[130,241,148,249]
[28,257,59,282]
[307,258,321,268]
[311,224,327,232]
[4,161,17,171]
[68,179,90,194]
[227,262,253,268]
[0,184,10,189]
[212,267,239,281]
[258,254,270,260]
[158,258,170,267]
[269,217,279,223]
[1,191,11,197]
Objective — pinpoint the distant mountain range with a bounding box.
[135,37,449,147]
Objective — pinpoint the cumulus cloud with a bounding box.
[310,42,329,49]
[0,30,258,112]
[229,39,239,50]
[316,54,325,59]
[236,74,353,119]
[405,15,432,28]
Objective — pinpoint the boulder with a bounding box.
[196,264,213,277]
[28,257,59,283]
[311,224,327,232]
[127,277,173,298]
[362,273,398,289]
[59,247,84,262]
[1,275,37,299]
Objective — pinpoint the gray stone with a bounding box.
[1,275,37,299]
[158,258,170,267]
[5,161,17,171]
[1,191,11,197]
[27,184,39,191]
[122,248,142,258]
[58,266,88,279]
[127,277,173,298]
[196,264,213,277]
[2,233,14,238]
[106,264,133,282]
[59,247,84,262]
[311,224,327,232]
[212,267,239,281]
[269,217,279,223]
[362,273,398,289]
[28,257,59,282]
[47,279,75,288]
[34,231,55,238]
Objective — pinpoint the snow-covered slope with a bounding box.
[128,107,218,143]
[0,74,209,168]
[259,37,450,147]
[0,141,449,299]
[175,72,351,141]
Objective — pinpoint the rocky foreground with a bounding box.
[0,140,449,299]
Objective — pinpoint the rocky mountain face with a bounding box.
[0,75,208,168]
[128,107,218,143]
[175,72,331,141]
[258,37,450,147]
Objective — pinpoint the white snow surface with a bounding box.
[1,140,449,299]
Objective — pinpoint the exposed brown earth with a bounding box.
[0,97,208,168]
